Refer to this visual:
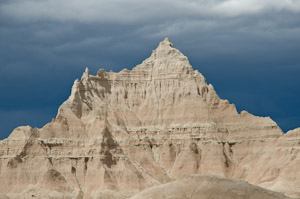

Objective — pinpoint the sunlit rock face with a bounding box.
[0,38,299,199]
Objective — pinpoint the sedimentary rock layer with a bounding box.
[0,38,299,199]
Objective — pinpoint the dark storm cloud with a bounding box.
[0,0,300,138]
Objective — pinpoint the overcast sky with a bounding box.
[1,0,300,139]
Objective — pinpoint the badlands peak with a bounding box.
[59,37,279,135]
[1,38,299,199]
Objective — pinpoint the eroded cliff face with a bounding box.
[0,38,299,199]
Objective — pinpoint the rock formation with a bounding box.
[0,38,299,199]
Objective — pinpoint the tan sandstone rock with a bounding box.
[0,38,299,198]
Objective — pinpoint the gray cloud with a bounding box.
[1,0,300,24]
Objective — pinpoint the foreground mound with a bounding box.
[130,175,290,199]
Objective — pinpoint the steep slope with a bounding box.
[0,38,299,198]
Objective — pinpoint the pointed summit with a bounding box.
[159,37,173,47]
[153,37,185,59]
[133,37,191,72]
